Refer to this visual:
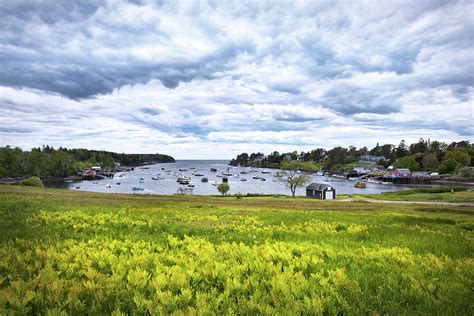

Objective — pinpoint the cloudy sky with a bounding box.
[0,0,473,158]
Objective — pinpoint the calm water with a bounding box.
[54,160,412,196]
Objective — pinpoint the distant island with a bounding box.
[0,145,175,181]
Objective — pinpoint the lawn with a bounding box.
[357,187,474,203]
[0,185,473,314]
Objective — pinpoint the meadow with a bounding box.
[0,185,473,314]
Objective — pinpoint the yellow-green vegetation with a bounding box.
[0,185,473,314]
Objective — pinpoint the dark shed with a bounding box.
[306,183,336,200]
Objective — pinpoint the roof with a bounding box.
[306,183,334,191]
[395,168,411,174]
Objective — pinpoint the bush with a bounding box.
[458,167,474,178]
[20,176,44,187]
[393,186,467,195]
[235,192,243,199]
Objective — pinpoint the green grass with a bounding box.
[0,185,473,314]
[358,188,474,203]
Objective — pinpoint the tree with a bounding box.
[393,153,422,171]
[439,159,457,174]
[217,183,230,196]
[422,153,439,170]
[444,150,470,167]
[274,161,318,197]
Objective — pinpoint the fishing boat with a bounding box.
[132,187,144,191]
[252,176,261,180]
[151,176,164,180]
[240,178,247,181]
[201,177,209,182]
[176,175,191,185]
[261,170,271,174]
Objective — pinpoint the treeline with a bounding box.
[230,139,474,175]
[0,145,175,178]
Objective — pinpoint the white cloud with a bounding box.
[0,0,472,158]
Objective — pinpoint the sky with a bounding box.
[0,0,473,159]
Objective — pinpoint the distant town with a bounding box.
[230,139,474,185]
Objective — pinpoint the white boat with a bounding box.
[177,175,191,184]
[152,176,164,180]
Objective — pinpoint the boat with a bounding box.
[152,176,164,180]
[240,178,247,181]
[179,169,187,172]
[260,178,266,181]
[116,182,121,185]
[355,181,367,188]
[190,167,195,170]
[211,181,218,186]
[367,178,381,184]
[188,184,195,188]
[210,168,217,172]
[92,181,99,184]
[382,181,391,185]
[105,184,112,189]
[216,173,224,177]
[193,172,204,176]
[201,177,209,182]
[132,187,144,191]
[75,186,80,189]
[65,179,74,183]
[261,170,271,174]
[252,176,261,180]
[240,171,249,174]
[177,175,191,185]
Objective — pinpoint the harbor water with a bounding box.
[53,160,414,196]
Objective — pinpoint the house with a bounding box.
[254,154,265,162]
[392,168,411,178]
[360,155,386,164]
[306,183,336,200]
[353,167,371,174]
[297,154,305,162]
[284,154,293,161]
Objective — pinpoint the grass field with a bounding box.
[0,185,473,314]
[357,188,474,203]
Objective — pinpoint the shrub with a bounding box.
[20,176,44,187]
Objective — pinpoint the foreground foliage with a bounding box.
[0,186,473,314]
